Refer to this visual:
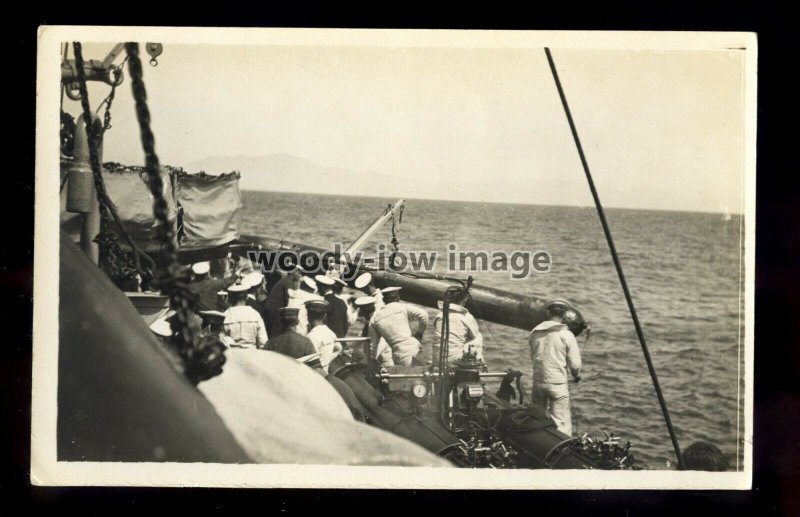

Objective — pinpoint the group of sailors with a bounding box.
[149,259,488,373]
[142,257,732,468]
[149,256,583,436]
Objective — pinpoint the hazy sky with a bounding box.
[66,42,746,213]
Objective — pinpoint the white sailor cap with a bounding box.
[354,296,376,307]
[301,276,317,291]
[544,299,572,311]
[242,271,264,288]
[279,306,301,317]
[354,272,373,289]
[314,274,335,287]
[437,300,467,312]
[379,286,401,294]
[198,310,226,323]
[227,282,250,293]
[191,261,211,275]
[149,318,173,338]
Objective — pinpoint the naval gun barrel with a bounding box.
[236,234,586,335]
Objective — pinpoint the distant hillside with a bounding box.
[184,153,600,208]
[185,153,414,198]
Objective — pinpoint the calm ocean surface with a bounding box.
[241,190,745,470]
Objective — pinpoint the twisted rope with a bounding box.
[72,42,155,276]
[124,42,197,349]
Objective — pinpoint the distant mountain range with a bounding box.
[183,153,565,205]
[184,153,674,210]
[185,153,414,199]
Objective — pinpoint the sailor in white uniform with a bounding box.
[287,275,322,336]
[354,296,394,367]
[355,272,384,310]
[432,299,484,366]
[222,282,268,349]
[198,310,236,348]
[305,299,341,373]
[529,299,582,436]
[367,286,428,366]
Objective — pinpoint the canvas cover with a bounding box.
[177,170,242,249]
[198,349,452,466]
[102,162,178,252]
[95,163,241,252]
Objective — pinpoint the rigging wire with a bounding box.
[95,54,129,132]
[71,42,156,278]
[544,47,685,470]
[388,203,404,268]
[124,42,198,351]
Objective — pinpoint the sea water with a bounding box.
[241,190,745,470]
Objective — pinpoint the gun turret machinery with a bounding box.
[330,287,637,470]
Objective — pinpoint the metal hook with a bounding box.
[146,42,163,67]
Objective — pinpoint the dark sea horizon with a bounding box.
[240,189,746,470]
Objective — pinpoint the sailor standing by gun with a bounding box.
[354,272,384,310]
[432,295,484,366]
[529,299,582,436]
[305,299,340,373]
[368,286,428,366]
[355,296,394,367]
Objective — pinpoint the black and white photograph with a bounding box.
[32,27,755,488]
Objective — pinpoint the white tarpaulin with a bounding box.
[177,170,242,249]
[89,164,241,251]
[198,349,452,467]
[102,163,178,251]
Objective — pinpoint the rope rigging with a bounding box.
[544,47,684,469]
[68,42,226,383]
[123,42,199,354]
[377,218,513,396]
[95,54,128,132]
[388,203,404,268]
[370,219,501,375]
[71,42,156,281]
